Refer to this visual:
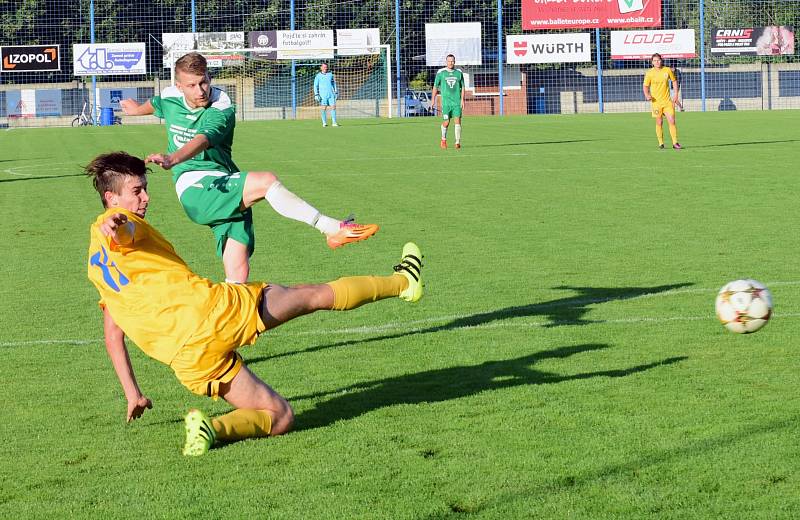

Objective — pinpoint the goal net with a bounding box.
[167,45,392,121]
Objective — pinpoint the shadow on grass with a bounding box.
[0,173,85,183]
[468,139,601,148]
[290,343,687,431]
[248,283,692,365]
[690,139,800,148]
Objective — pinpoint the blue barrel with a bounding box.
[100,107,114,126]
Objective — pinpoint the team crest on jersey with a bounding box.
[446,76,457,88]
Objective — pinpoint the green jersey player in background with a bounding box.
[120,53,378,284]
[431,54,465,150]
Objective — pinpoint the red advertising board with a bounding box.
[522,0,661,30]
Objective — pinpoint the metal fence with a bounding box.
[1,0,798,126]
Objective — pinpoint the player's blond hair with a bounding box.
[175,52,208,77]
[85,152,149,208]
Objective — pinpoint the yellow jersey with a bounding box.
[87,208,220,364]
[643,66,677,104]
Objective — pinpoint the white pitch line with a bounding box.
[4,312,799,348]
[2,161,81,177]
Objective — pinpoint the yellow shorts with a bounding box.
[651,100,675,118]
[170,282,268,399]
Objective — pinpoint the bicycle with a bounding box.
[72,99,94,127]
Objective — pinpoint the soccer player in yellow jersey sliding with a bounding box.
[643,53,682,150]
[86,151,424,456]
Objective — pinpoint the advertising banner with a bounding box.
[6,89,62,117]
[610,29,696,59]
[248,31,278,59]
[73,43,146,75]
[336,28,381,55]
[425,23,482,66]
[1,45,60,72]
[711,26,795,55]
[522,0,661,30]
[162,32,245,68]
[99,87,138,109]
[275,30,334,59]
[506,33,591,64]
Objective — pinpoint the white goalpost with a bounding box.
[167,45,393,120]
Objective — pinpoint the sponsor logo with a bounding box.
[514,41,527,57]
[1,45,59,72]
[530,42,586,54]
[446,76,457,88]
[715,29,753,39]
[257,34,271,46]
[623,32,675,44]
[618,0,643,14]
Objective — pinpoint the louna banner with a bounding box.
[610,29,696,59]
[506,33,591,64]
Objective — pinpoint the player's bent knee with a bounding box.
[270,402,295,436]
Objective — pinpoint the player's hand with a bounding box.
[645,95,653,102]
[100,213,128,237]
[145,153,175,170]
[127,395,153,423]
[314,95,321,103]
[119,98,139,115]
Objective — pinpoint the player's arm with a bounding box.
[331,74,338,99]
[103,308,152,423]
[120,99,155,116]
[642,80,652,102]
[668,69,680,103]
[100,212,136,246]
[314,74,320,101]
[146,134,210,170]
[460,76,466,109]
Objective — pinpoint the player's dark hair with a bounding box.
[85,151,149,208]
[651,53,663,61]
[446,53,455,60]
[175,52,208,77]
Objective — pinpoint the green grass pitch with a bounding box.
[1,111,799,517]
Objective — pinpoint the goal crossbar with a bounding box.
[168,45,393,119]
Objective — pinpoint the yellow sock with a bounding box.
[655,124,664,145]
[211,409,272,442]
[327,274,408,310]
[668,123,678,144]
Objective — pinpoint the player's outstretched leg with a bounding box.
[260,241,425,329]
[183,408,217,456]
[394,242,424,302]
[245,173,379,250]
[326,217,380,249]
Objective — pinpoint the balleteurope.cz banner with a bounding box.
[522,0,661,30]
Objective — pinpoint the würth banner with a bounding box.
[522,0,661,30]
[610,29,696,59]
[711,27,795,56]
[1,45,60,72]
[506,34,592,64]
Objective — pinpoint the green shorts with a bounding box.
[441,102,462,120]
[174,170,254,257]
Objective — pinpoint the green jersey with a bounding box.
[151,86,239,179]
[433,67,465,106]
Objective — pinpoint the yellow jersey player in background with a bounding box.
[643,53,682,150]
[86,151,424,456]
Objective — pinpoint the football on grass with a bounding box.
[715,279,772,334]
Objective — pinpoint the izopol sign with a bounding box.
[73,43,146,75]
[1,45,60,72]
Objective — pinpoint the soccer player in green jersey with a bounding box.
[431,54,466,150]
[120,52,378,283]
